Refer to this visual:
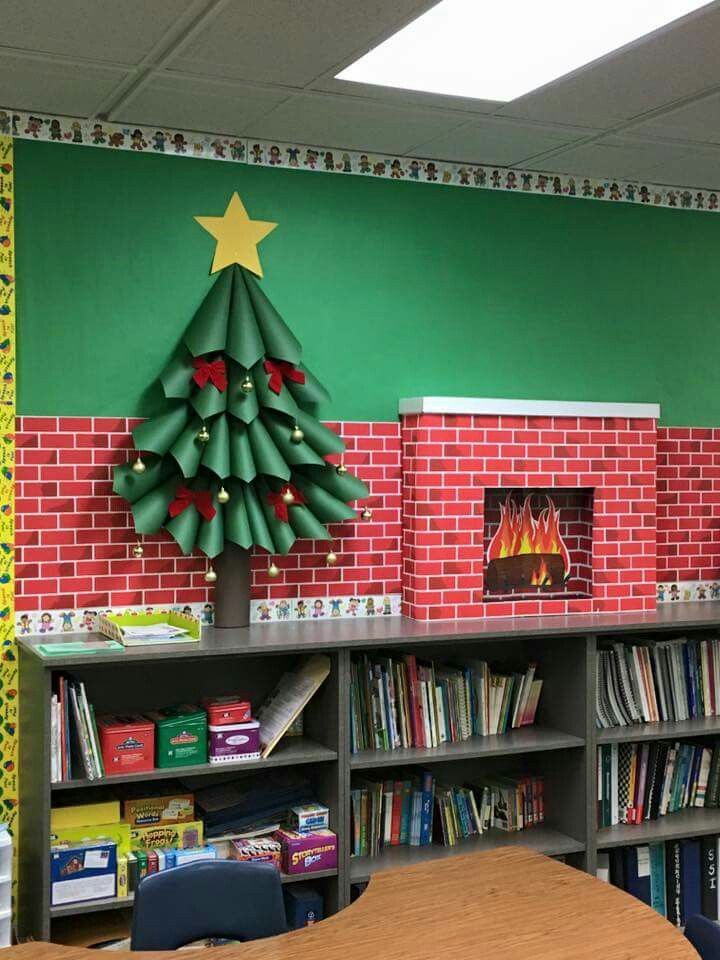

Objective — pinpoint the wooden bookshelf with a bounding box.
[16,602,720,941]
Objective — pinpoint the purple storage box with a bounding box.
[208,719,260,764]
[274,828,338,875]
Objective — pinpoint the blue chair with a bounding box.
[685,914,720,959]
[130,860,288,951]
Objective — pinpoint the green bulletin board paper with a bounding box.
[14,139,720,426]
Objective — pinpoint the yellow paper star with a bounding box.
[194,193,277,276]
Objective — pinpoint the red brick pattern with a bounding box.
[401,413,658,620]
[656,426,720,582]
[15,417,400,614]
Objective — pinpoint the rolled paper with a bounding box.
[287,503,333,540]
[201,412,230,478]
[295,408,345,455]
[184,268,231,356]
[261,409,326,468]
[227,360,259,423]
[130,476,179,534]
[133,403,190,456]
[301,462,369,501]
[286,363,332,407]
[253,357,300,419]
[170,419,204,477]
[160,348,194,399]
[291,473,359,523]
[113,457,174,504]
[247,416,291,480]
[228,419,257,483]
[244,269,302,364]
[197,493,225,558]
[225,265,265,368]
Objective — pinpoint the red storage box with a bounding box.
[97,714,155,775]
[202,697,252,726]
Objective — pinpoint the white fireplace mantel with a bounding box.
[398,397,661,419]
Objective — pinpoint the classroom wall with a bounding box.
[14,139,720,427]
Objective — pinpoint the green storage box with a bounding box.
[147,704,207,768]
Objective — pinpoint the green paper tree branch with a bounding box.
[114,261,369,559]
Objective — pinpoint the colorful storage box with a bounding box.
[97,714,155,775]
[50,840,117,906]
[274,828,338,875]
[147,704,207,768]
[203,696,252,725]
[289,803,329,834]
[208,720,260,764]
[122,792,194,827]
[229,838,281,869]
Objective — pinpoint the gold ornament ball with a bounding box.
[132,455,146,474]
[268,562,280,578]
[281,489,295,505]
[326,550,338,566]
[336,463,348,476]
[132,542,144,558]
[197,424,210,443]
[204,566,218,583]
[218,486,230,504]
[361,507,373,520]
[240,376,254,395]
[290,424,304,444]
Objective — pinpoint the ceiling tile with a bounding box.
[545,136,698,183]
[0,0,200,64]
[248,93,465,154]
[168,0,437,87]
[629,91,720,143]
[117,74,289,132]
[498,4,720,128]
[410,118,596,165]
[1,53,126,117]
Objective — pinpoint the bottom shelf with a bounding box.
[49,868,339,919]
[349,827,584,883]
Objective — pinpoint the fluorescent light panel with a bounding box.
[337,0,711,102]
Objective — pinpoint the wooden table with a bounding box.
[4,847,698,959]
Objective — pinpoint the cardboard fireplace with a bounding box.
[399,397,660,621]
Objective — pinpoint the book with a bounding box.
[701,835,718,920]
[257,655,331,758]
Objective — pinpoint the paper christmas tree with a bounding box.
[113,194,368,563]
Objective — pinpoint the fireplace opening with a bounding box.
[483,488,594,601]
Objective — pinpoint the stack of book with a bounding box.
[596,637,720,729]
[350,772,435,856]
[598,836,720,926]
[51,676,104,782]
[350,653,542,754]
[434,775,544,846]
[597,740,720,828]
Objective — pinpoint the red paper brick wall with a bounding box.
[401,413,658,620]
[656,426,720,582]
[15,417,401,615]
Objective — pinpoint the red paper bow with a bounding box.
[268,484,305,522]
[263,359,306,395]
[168,486,217,522]
[192,357,227,393]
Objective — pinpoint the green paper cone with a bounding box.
[301,462,369,501]
[191,371,228,420]
[131,476,179,534]
[287,363,331,406]
[288,504,333,540]
[226,265,265,368]
[133,404,190,455]
[197,490,225,558]
[229,419,257,483]
[160,348,194,399]
[243,482,276,553]
[253,357,300,420]
[261,409,326,468]
[247,417,291,480]
[295,409,345,455]
[184,268,231,356]
[292,473,359,523]
[243,269,301,363]
[257,478,296,555]
[224,479,253,549]
[113,457,173,504]
[227,361,259,424]
[170,419,204,477]
[201,413,230,478]
[166,502,201,555]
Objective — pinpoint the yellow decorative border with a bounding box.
[0,133,17,888]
